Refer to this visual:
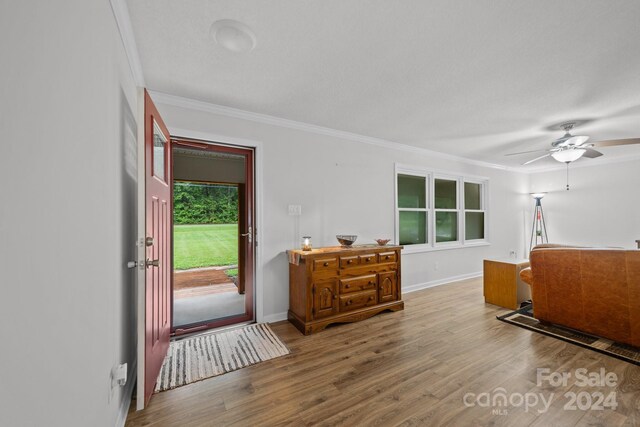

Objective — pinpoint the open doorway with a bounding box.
[171,141,254,334]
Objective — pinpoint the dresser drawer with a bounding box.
[358,253,377,265]
[339,255,360,268]
[313,257,338,272]
[340,274,377,294]
[339,290,378,312]
[378,251,397,263]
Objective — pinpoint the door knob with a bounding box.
[145,258,159,268]
[145,237,154,247]
[241,227,253,243]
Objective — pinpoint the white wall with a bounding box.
[0,1,138,426]
[529,160,640,249]
[154,102,531,320]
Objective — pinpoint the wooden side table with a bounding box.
[483,258,531,310]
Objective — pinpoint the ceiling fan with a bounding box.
[506,122,640,165]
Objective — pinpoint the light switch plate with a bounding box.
[288,205,302,216]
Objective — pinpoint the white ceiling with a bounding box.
[126,0,640,169]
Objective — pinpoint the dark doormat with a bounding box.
[497,304,640,366]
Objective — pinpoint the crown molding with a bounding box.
[109,0,145,86]
[148,90,528,173]
[149,90,640,175]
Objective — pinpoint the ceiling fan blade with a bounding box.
[582,147,603,158]
[563,135,589,146]
[504,149,548,156]
[522,153,551,165]
[593,138,640,147]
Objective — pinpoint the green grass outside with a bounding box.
[173,224,238,271]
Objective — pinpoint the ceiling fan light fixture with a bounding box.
[551,148,586,163]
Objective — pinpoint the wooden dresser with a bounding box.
[287,245,404,334]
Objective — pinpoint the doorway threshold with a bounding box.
[172,320,255,341]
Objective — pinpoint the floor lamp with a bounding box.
[529,193,548,254]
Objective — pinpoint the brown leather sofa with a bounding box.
[519,245,640,347]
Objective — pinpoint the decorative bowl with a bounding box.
[336,235,358,246]
[375,238,391,246]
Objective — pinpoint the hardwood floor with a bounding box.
[126,278,640,427]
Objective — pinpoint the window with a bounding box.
[434,178,458,243]
[153,120,167,182]
[397,174,428,245]
[464,181,485,241]
[395,165,488,252]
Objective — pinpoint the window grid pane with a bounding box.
[153,121,167,182]
[398,174,426,209]
[399,210,427,245]
[464,182,481,210]
[465,212,485,240]
[435,211,458,243]
[434,179,457,209]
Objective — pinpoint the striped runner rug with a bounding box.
[155,323,290,392]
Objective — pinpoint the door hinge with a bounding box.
[312,285,316,294]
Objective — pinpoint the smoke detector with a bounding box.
[210,19,257,53]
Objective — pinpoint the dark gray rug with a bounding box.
[497,304,640,366]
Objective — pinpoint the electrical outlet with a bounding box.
[111,363,127,389]
[288,205,302,216]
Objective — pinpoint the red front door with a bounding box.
[142,90,171,406]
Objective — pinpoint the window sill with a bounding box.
[401,241,491,254]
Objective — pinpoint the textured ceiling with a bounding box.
[126,0,640,168]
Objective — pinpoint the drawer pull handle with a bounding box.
[365,258,370,262]
[368,281,375,285]
[368,296,374,301]
[345,284,350,288]
[385,256,390,260]
[333,295,338,300]
[323,262,329,267]
[347,260,353,264]
[346,300,352,305]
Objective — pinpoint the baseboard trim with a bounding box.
[116,359,137,427]
[263,311,288,324]
[403,271,482,294]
